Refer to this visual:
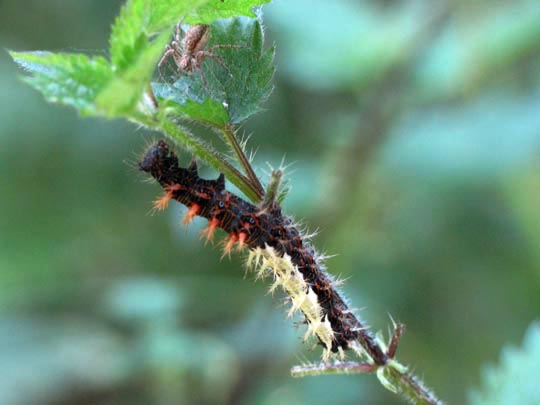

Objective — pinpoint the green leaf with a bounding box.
[186,0,271,24]
[109,0,148,71]
[147,0,209,32]
[178,98,228,127]
[110,0,223,54]
[152,16,275,125]
[469,322,540,405]
[153,83,229,127]
[10,51,113,116]
[97,31,171,117]
[147,0,270,29]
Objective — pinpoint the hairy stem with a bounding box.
[291,361,376,377]
[385,366,442,405]
[292,360,441,405]
[221,123,265,202]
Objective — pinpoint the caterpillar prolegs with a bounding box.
[139,140,390,365]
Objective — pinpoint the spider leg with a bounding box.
[207,44,245,51]
[158,47,176,82]
[175,22,182,42]
[199,51,233,78]
[199,67,209,88]
[178,56,207,90]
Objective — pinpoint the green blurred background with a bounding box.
[1,0,540,404]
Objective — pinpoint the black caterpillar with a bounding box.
[139,139,388,365]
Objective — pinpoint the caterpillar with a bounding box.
[139,140,388,365]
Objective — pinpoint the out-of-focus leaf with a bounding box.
[381,93,540,179]
[0,317,128,405]
[469,322,540,405]
[265,0,420,91]
[416,2,540,100]
[104,277,184,323]
[503,164,540,275]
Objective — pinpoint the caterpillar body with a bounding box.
[139,140,387,365]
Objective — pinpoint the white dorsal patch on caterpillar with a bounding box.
[247,245,336,361]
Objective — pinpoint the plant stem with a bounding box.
[221,123,265,202]
[384,365,442,405]
[291,361,375,377]
[292,360,441,404]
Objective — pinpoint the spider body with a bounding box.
[158,23,240,83]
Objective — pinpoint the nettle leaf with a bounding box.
[146,0,270,31]
[109,0,147,71]
[210,17,275,123]
[178,98,229,126]
[10,51,113,116]
[186,0,271,24]
[97,31,171,117]
[469,322,540,405]
[147,0,210,32]
[153,82,229,127]
[152,16,275,126]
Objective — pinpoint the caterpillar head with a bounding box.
[139,140,177,181]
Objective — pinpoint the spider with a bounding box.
[157,23,242,84]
